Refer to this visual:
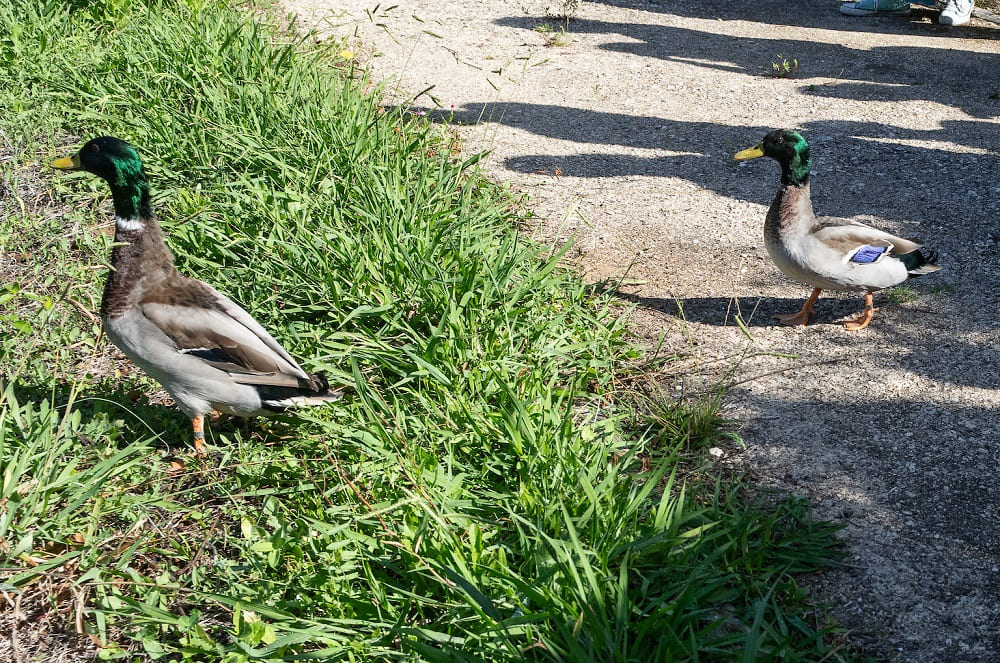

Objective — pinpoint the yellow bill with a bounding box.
[733,144,765,161]
[51,154,81,170]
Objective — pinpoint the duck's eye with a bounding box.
[89,143,100,153]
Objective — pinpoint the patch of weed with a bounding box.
[764,54,800,78]
[535,21,571,47]
[886,286,920,304]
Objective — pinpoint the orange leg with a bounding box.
[843,292,877,331]
[191,415,207,455]
[774,287,822,326]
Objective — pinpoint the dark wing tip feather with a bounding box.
[301,370,352,396]
[258,372,348,413]
[310,371,331,393]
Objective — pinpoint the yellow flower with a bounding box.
[339,49,355,60]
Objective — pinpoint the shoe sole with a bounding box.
[840,6,911,15]
[939,13,971,24]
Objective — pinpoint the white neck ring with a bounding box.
[115,216,146,232]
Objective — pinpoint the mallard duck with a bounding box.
[51,136,343,452]
[734,129,940,330]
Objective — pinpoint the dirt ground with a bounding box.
[282,1,1000,660]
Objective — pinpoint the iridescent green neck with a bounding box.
[107,156,152,220]
[780,139,811,186]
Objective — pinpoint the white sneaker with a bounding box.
[940,0,974,24]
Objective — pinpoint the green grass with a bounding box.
[885,286,919,305]
[1,0,850,660]
[927,283,955,295]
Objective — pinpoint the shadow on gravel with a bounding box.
[494,15,1000,118]
[731,385,1000,539]
[431,102,998,162]
[425,101,999,228]
[586,0,999,40]
[729,383,1000,657]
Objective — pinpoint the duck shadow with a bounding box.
[2,378,182,452]
[615,292,874,327]
[2,377,295,453]
[620,288,999,390]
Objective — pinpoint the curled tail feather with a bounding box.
[899,248,940,276]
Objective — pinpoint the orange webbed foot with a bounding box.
[773,287,822,327]
[843,292,877,331]
[773,310,812,326]
[191,415,207,456]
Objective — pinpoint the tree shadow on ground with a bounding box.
[426,102,999,233]
[495,15,1000,118]
[585,0,1000,39]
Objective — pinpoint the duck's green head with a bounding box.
[734,129,811,186]
[52,136,146,184]
[52,136,150,219]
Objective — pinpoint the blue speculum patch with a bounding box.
[851,245,889,264]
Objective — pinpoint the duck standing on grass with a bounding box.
[734,129,940,330]
[51,136,343,452]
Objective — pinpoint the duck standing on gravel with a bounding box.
[733,129,940,331]
[734,129,940,331]
[51,136,343,452]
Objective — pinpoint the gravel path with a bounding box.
[284,1,1000,660]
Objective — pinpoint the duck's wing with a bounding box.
[138,278,319,389]
[813,217,923,257]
